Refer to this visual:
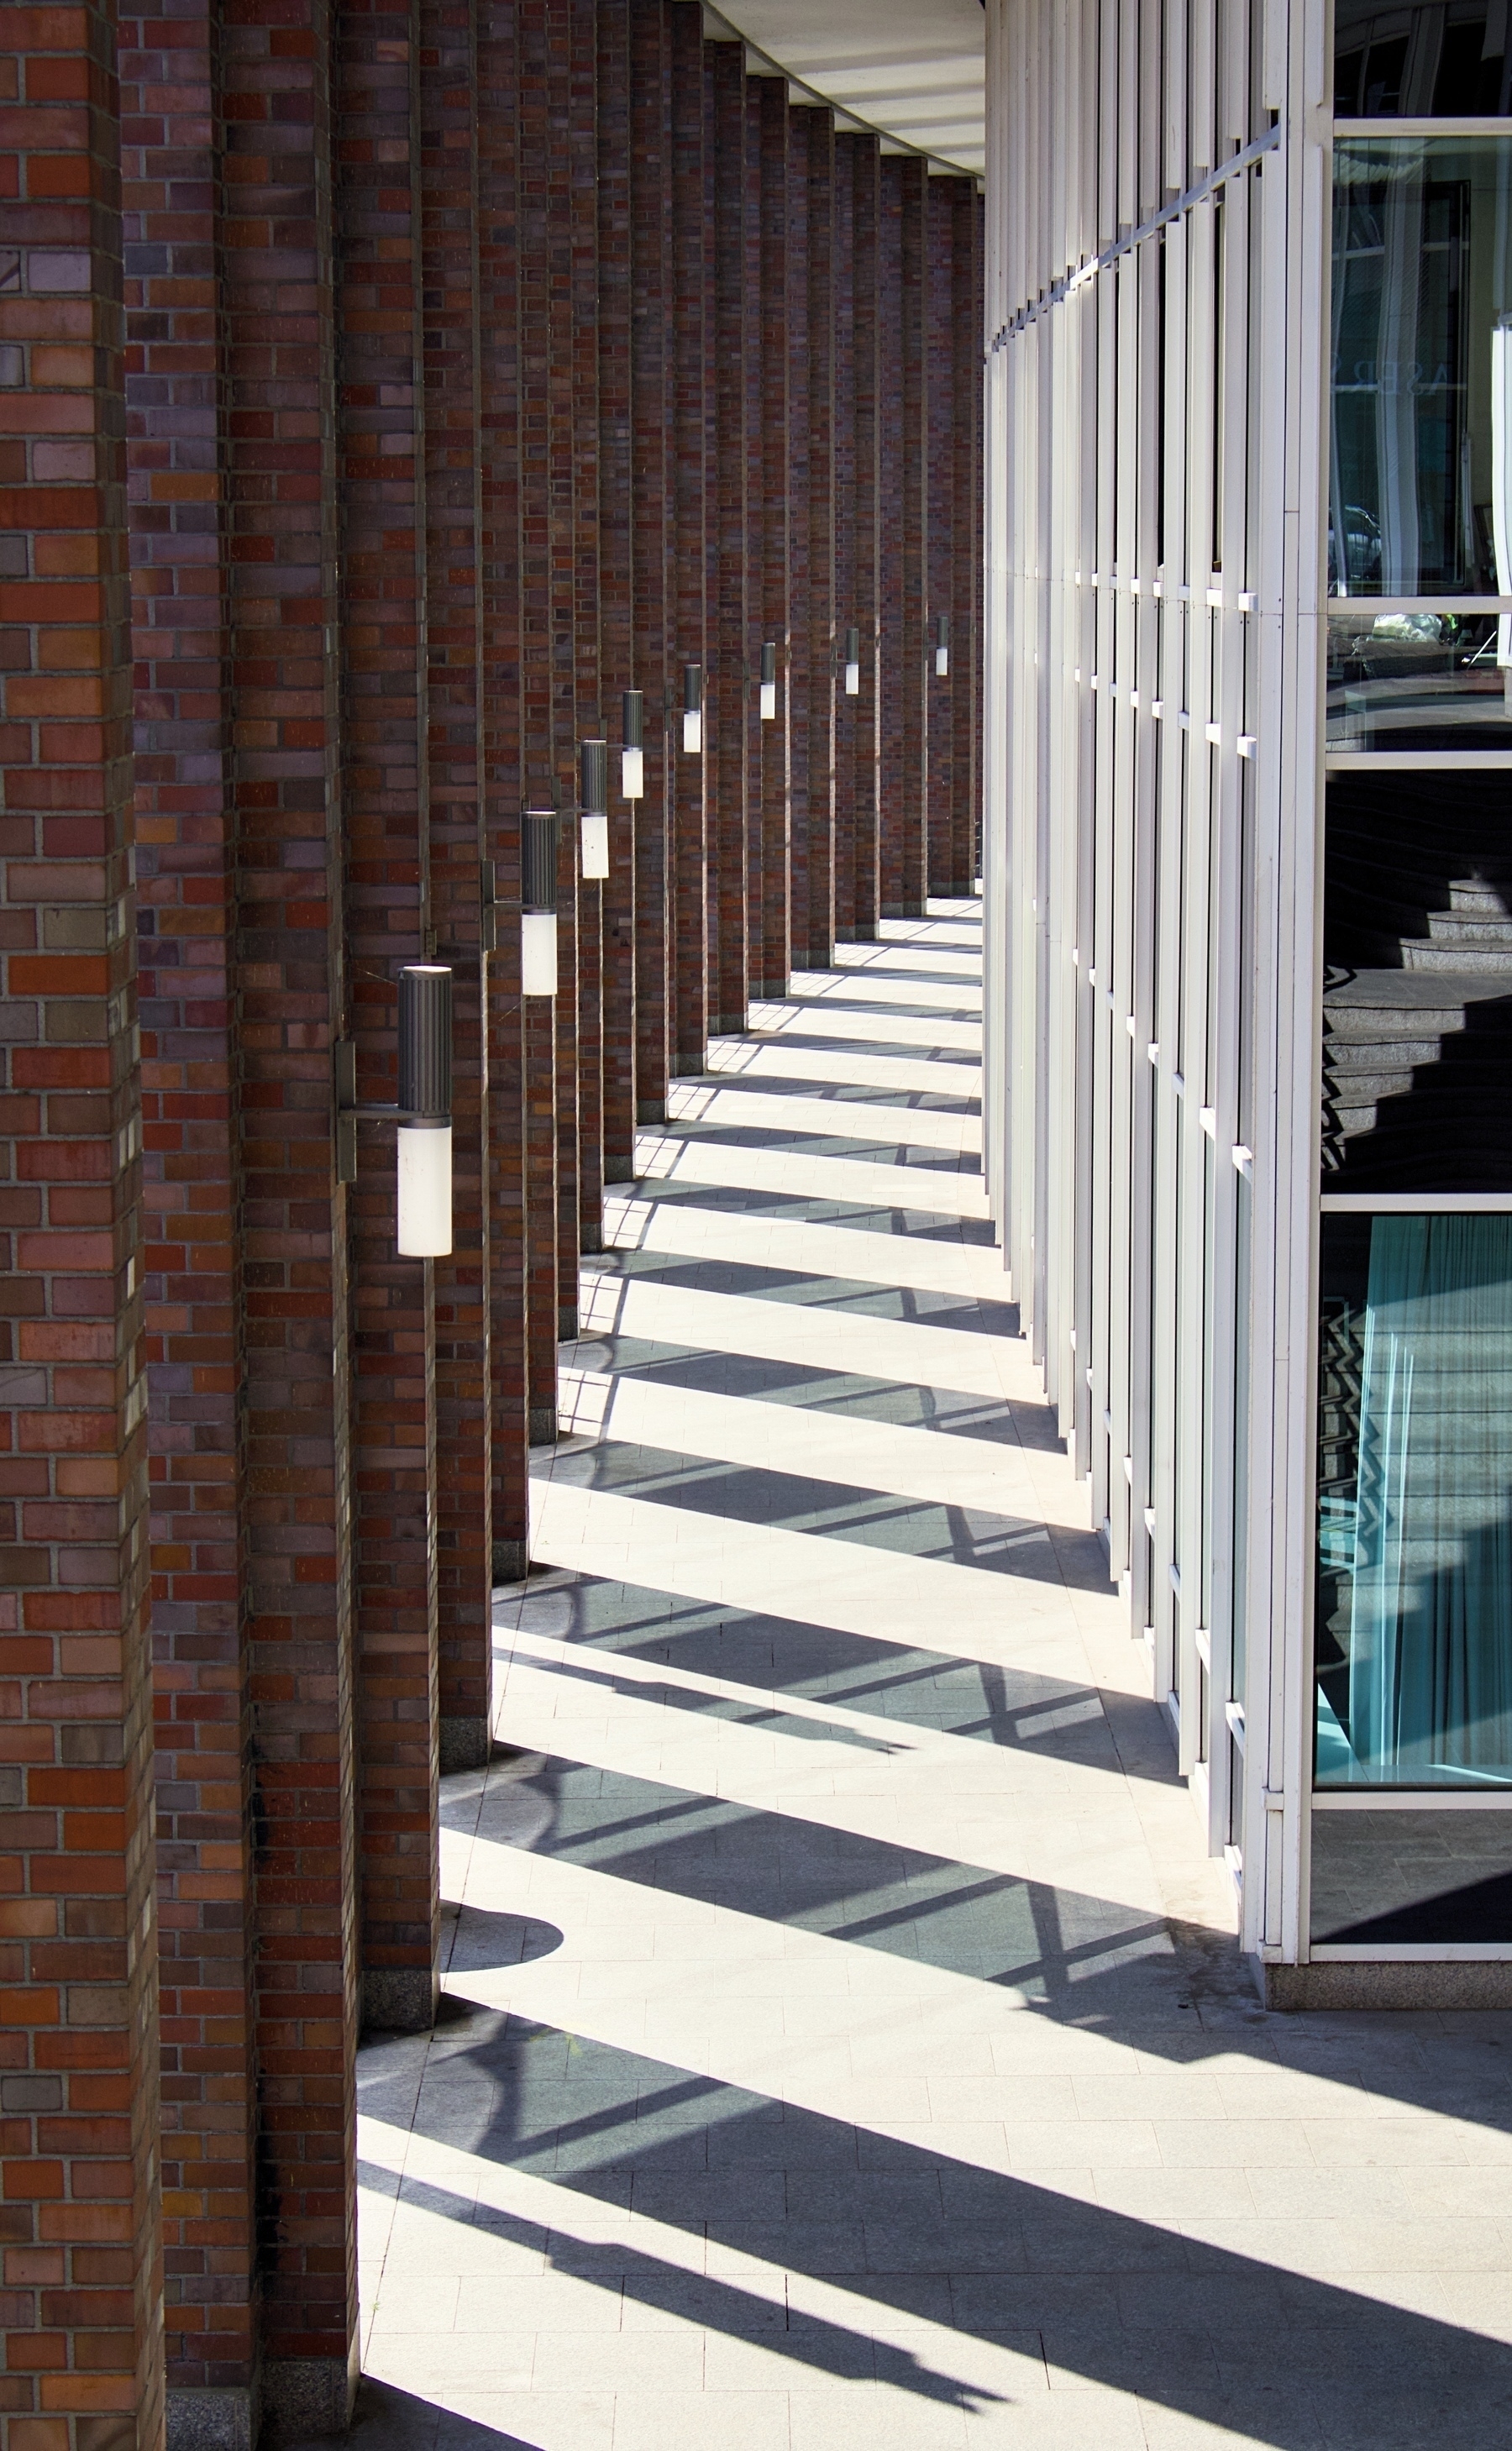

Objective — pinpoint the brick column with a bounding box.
[220,0,360,2410]
[570,0,603,1262]
[596,0,637,1187]
[877,153,901,921]
[896,155,928,919]
[478,0,537,1503]
[830,134,855,943]
[850,134,880,941]
[757,76,790,1000]
[785,102,814,975]
[709,35,748,1038]
[669,0,707,1076]
[0,8,165,2439]
[337,0,440,2042]
[629,0,671,1125]
[952,179,983,896]
[927,175,954,902]
[118,0,263,2421]
[423,0,495,1754]
[803,105,836,971]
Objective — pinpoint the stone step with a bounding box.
[1425,913,1512,946]
[1402,942,1512,974]
[1448,879,1512,914]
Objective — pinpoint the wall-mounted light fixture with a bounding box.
[622,690,643,800]
[843,627,860,695]
[580,738,609,879]
[934,613,950,677]
[522,806,559,997]
[334,963,454,1257]
[759,641,777,722]
[682,663,702,754]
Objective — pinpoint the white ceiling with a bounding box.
[706,0,986,178]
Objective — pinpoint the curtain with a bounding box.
[1341,1213,1512,1782]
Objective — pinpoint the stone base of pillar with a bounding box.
[362,1966,438,2035]
[761,975,788,1000]
[1257,1955,1512,2010]
[260,2352,360,2443]
[602,1154,638,1183]
[636,1100,666,1125]
[881,900,925,920]
[671,1053,706,1077]
[529,1404,559,1446]
[833,925,858,943]
[558,1305,579,1341]
[492,1538,529,1587]
[580,1226,603,1255]
[168,2386,256,2451]
[440,1714,492,1772]
[711,1010,746,1035]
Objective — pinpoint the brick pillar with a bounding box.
[0,9,165,2439]
[784,97,808,975]
[570,0,603,1262]
[118,0,262,2422]
[953,179,984,896]
[596,0,638,1187]
[514,0,578,1351]
[337,0,440,2043]
[757,76,790,1000]
[478,0,537,1502]
[896,155,928,920]
[220,0,360,2410]
[709,35,748,1038]
[830,134,854,944]
[629,0,671,1126]
[877,155,901,921]
[850,134,881,942]
[802,105,836,972]
[423,0,495,1752]
[669,0,707,1077]
[927,175,954,903]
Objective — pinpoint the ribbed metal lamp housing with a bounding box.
[522,808,560,913]
[398,964,453,1120]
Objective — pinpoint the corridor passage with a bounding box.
[351,905,1512,2451]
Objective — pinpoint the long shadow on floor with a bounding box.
[360,2002,1512,2449]
[492,1576,1116,1752]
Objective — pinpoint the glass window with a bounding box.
[1315,1210,1512,1786]
[1336,0,1512,116]
[1311,1806,1512,1939]
[1327,607,1512,746]
[1331,137,1512,596]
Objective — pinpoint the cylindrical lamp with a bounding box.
[934,612,950,677]
[580,738,609,879]
[682,662,702,754]
[396,963,453,1257]
[521,806,559,998]
[843,626,860,695]
[622,689,644,800]
[759,640,777,722]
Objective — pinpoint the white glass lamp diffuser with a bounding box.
[682,661,702,753]
[759,640,777,722]
[843,625,860,695]
[934,612,950,677]
[396,963,453,1257]
[521,806,559,998]
[622,688,644,799]
[580,737,609,878]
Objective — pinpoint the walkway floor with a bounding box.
[349,902,1512,2451]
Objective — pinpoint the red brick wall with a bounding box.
[0,3,165,2443]
[1,0,989,2415]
